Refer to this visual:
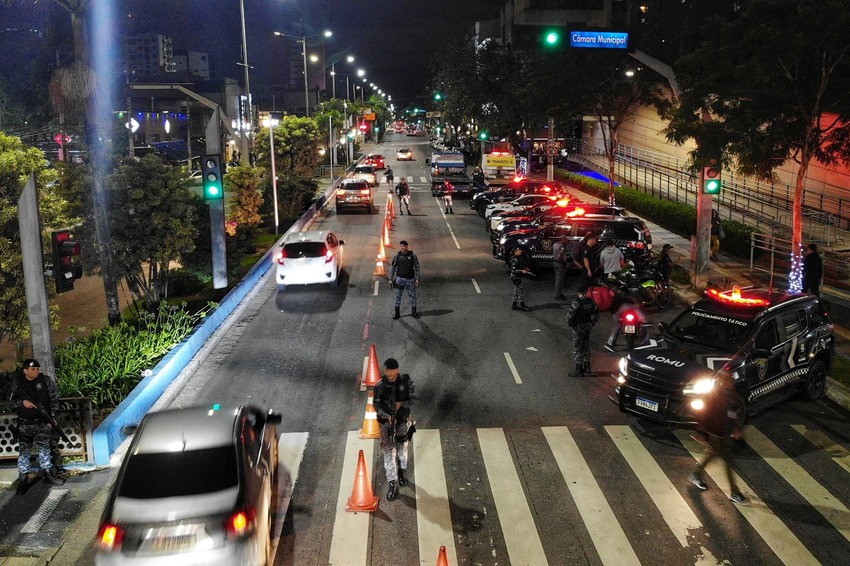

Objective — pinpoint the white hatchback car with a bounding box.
[275,231,344,290]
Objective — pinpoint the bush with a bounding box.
[168,268,206,296]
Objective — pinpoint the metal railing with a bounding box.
[0,397,94,462]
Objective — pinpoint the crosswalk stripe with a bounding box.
[744,425,850,544]
[674,429,819,566]
[543,426,640,566]
[414,430,458,565]
[605,425,702,548]
[790,424,850,475]
[328,431,376,566]
[477,428,549,565]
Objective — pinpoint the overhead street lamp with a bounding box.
[330,54,355,100]
[273,29,332,116]
[238,0,252,164]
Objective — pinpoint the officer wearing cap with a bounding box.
[8,359,66,493]
[389,240,421,319]
[374,358,416,501]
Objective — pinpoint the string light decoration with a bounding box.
[788,245,804,293]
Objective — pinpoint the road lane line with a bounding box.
[471,278,481,293]
[674,429,819,566]
[328,431,376,566]
[605,425,703,549]
[503,352,522,384]
[477,428,548,565]
[373,280,380,295]
[791,424,850,475]
[434,196,461,249]
[272,432,309,551]
[543,426,640,566]
[21,488,67,533]
[360,355,369,391]
[414,430,458,566]
[745,425,850,544]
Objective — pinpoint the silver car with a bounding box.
[95,405,281,565]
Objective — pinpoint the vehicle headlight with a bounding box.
[683,377,716,395]
[499,236,509,245]
[618,356,628,376]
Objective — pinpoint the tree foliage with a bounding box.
[224,164,264,236]
[254,116,323,181]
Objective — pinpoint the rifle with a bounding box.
[23,399,72,445]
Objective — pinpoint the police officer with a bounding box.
[442,180,455,214]
[580,233,601,287]
[395,178,411,215]
[552,235,569,300]
[390,240,421,319]
[374,358,416,501]
[9,359,66,493]
[509,247,534,311]
[566,284,599,376]
[472,166,486,192]
[384,166,394,188]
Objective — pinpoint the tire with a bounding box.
[656,286,674,310]
[803,360,827,400]
[625,333,636,351]
[476,200,489,218]
[367,204,373,214]
[336,206,343,215]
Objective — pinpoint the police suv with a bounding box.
[614,286,834,424]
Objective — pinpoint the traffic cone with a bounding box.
[373,252,387,276]
[358,389,381,439]
[378,238,387,263]
[388,194,396,218]
[436,546,450,566]
[383,223,393,248]
[363,344,381,388]
[345,450,380,512]
[385,208,394,229]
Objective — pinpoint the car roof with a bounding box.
[132,405,238,454]
[283,230,334,244]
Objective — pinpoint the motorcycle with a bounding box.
[619,308,651,350]
[607,264,674,310]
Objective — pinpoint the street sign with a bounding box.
[54,133,71,146]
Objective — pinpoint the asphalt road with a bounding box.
[2,134,849,565]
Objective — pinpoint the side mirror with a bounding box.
[338,239,345,246]
[266,410,283,425]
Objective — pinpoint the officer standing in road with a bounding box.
[384,166,394,188]
[566,284,599,377]
[688,373,747,505]
[390,240,421,319]
[552,235,569,301]
[395,178,412,215]
[374,358,416,501]
[580,233,601,287]
[509,247,534,311]
[9,359,66,493]
[442,180,455,214]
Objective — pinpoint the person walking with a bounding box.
[566,284,599,377]
[802,243,823,297]
[395,178,411,215]
[552,235,570,300]
[9,359,66,493]
[509,247,534,311]
[599,240,625,282]
[580,233,601,287]
[384,166,394,188]
[390,240,421,319]
[710,209,723,259]
[442,180,455,214]
[374,358,416,501]
[688,373,747,505]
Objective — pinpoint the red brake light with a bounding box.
[276,249,287,265]
[706,286,770,306]
[555,199,570,207]
[96,523,125,552]
[325,249,334,263]
[336,189,347,196]
[225,508,257,538]
[624,312,636,322]
[566,207,585,217]
[513,175,524,182]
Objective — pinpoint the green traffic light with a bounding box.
[478,131,488,140]
[545,32,560,45]
[703,179,722,194]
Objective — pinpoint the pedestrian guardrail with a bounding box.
[0,397,94,462]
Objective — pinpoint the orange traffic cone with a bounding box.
[383,223,393,248]
[388,194,396,218]
[378,238,387,263]
[373,251,387,276]
[358,389,381,439]
[363,344,381,388]
[386,209,394,229]
[436,546,450,566]
[345,450,380,512]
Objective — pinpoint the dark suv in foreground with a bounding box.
[614,287,835,424]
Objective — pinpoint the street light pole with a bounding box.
[263,115,281,235]
[238,0,251,164]
[302,38,309,116]
[331,62,336,99]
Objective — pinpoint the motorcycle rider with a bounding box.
[604,291,647,352]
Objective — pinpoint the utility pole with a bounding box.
[206,108,228,289]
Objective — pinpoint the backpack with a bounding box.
[588,286,615,312]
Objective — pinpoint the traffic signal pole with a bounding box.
[19,174,55,377]
[206,108,228,289]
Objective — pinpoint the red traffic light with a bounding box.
[51,229,82,293]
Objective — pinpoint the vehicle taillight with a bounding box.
[275,249,287,265]
[566,208,586,217]
[96,523,125,552]
[225,508,257,539]
[336,189,347,196]
[325,249,334,263]
[624,312,636,323]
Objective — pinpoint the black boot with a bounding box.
[398,468,408,487]
[519,302,532,312]
[450,208,454,214]
[387,480,398,501]
[44,467,66,485]
[583,361,592,376]
[512,302,520,310]
[16,473,31,495]
[399,210,403,216]
[568,364,584,377]
[412,307,420,319]
[393,307,400,320]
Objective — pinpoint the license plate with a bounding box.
[624,324,636,334]
[150,534,196,553]
[635,397,659,412]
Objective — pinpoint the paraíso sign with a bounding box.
[570,31,629,49]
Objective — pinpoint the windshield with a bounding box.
[283,242,328,258]
[118,445,238,499]
[665,309,753,353]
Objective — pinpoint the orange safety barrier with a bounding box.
[345,449,380,512]
[378,238,387,263]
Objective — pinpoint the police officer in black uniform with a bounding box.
[509,247,534,311]
[374,358,416,501]
[566,284,599,376]
[9,359,66,493]
[390,240,421,319]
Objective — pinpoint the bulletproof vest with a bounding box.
[376,374,412,416]
[570,296,597,325]
[394,252,416,278]
[14,373,52,421]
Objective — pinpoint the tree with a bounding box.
[254,116,323,181]
[224,164,264,236]
[664,0,850,290]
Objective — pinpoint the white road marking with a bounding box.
[328,431,376,565]
[22,488,67,533]
[503,352,522,384]
[791,424,850,475]
[745,425,850,544]
[543,427,640,566]
[477,428,549,566]
[471,278,481,293]
[360,355,369,392]
[272,432,309,550]
[526,347,538,352]
[373,280,380,295]
[675,429,819,566]
[414,430,458,566]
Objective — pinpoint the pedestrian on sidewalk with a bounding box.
[552,235,570,300]
[710,209,724,259]
[442,180,455,214]
[395,178,411,215]
[658,244,675,282]
[566,284,599,376]
[390,240,421,319]
[509,247,534,311]
[374,358,416,501]
[8,359,66,493]
[802,243,823,297]
[688,373,747,505]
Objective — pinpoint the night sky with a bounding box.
[119,0,500,106]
